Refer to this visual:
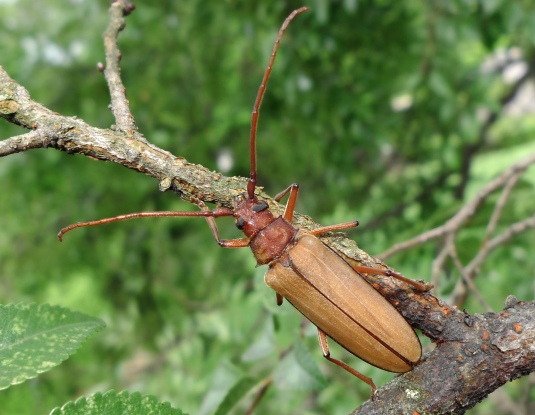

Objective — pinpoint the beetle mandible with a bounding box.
[58,7,431,397]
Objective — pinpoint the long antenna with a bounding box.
[247,6,310,199]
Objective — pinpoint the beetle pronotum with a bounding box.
[59,7,430,398]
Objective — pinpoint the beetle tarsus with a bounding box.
[370,386,379,401]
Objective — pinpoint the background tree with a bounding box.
[1,1,534,414]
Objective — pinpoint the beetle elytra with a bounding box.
[58,7,431,398]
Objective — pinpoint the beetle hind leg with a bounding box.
[351,264,432,292]
[317,328,378,399]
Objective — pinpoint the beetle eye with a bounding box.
[252,200,268,213]
[236,217,245,230]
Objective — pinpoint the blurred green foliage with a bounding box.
[1,0,534,414]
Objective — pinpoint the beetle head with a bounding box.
[233,193,275,238]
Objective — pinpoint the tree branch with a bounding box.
[1,2,534,413]
[353,299,535,414]
[0,129,58,156]
[102,0,141,137]
[377,151,535,261]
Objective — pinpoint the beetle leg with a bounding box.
[274,186,359,231]
[196,201,251,248]
[317,328,378,399]
[205,211,249,248]
[276,292,284,305]
[273,183,299,202]
[307,221,360,236]
[351,264,432,292]
[273,183,299,221]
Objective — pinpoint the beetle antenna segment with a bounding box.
[248,6,310,200]
[57,207,234,241]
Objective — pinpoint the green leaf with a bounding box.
[272,338,326,391]
[241,317,275,362]
[0,303,105,389]
[293,338,327,387]
[49,390,187,415]
[199,361,243,415]
[214,376,257,415]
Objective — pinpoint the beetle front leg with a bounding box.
[317,328,378,399]
[203,215,249,248]
[197,201,250,248]
[273,183,299,221]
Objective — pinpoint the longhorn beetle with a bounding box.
[58,7,430,398]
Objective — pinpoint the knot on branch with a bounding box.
[0,99,18,115]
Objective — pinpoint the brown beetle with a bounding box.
[58,7,430,397]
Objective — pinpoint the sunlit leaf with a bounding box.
[0,303,105,390]
[49,390,186,415]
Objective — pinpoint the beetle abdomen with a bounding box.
[264,233,421,373]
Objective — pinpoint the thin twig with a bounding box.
[448,213,535,305]
[482,169,523,247]
[0,130,57,156]
[449,245,493,311]
[430,233,454,290]
[377,152,535,260]
[469,213,535,275]
[102,0,142,137]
